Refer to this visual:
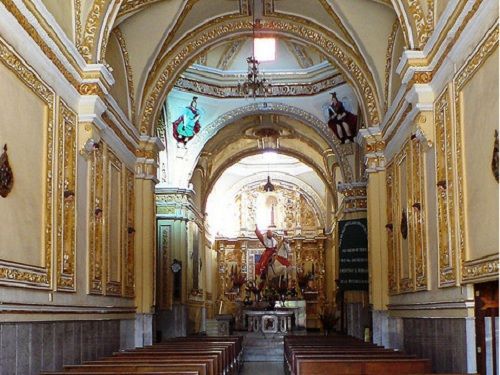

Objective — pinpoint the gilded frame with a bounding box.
[0,36,54,290]
[55,99,78,291]
[453,25,499,284]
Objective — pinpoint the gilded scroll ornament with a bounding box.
[79,0,107,62]
[384,20,399,111]
[0,144,13,198]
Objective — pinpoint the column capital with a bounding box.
[135,136,165,183]
[358,127,385,173]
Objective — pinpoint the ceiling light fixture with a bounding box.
[238,0,272,99]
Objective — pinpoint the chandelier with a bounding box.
[238,2,272,98]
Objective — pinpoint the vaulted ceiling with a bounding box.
[40,0,440,134]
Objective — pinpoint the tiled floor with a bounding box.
[241,361,285,375]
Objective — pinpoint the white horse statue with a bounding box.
[266,238,294,281]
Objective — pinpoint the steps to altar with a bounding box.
[242,331,286,362]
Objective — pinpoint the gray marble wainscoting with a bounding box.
[0,319,134,375]
[372,314,476,374]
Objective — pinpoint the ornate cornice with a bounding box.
[174,72,344,98]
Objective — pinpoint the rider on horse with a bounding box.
[255,225,290,280]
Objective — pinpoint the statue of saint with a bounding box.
[172,96,201,146]
[327,92,358,144]
[255,225,290,280]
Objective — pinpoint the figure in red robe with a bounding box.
[327,92,358,144]
[255,225,290,279]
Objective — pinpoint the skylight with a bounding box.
[254,38,276,62]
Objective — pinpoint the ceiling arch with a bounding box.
[184,101,354,182]
[199,146,335,215]
[139,14,382,135]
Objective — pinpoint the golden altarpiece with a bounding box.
[214,182,327,329]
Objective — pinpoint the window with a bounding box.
[254,38,276,62]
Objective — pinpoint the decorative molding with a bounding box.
[88,141,135,296]
[384,19,399,111]
[454,24,499,284]
[78,0,107,62]
[386,138,427,294]
[0,35,54,290]
[217,39,244,70]
[113,27,136,121]
[434,86,457,287]
[158,224,172,309]
[174,73,344,98]
[74,0,82,47]
[105,148,124,296]
[407,0,434,49]
[462,254,499,283]
[0,302,136,314]
[55,99,78,291]
[123,168,135,297]
[88,142,104,294]
[337,182,367,213]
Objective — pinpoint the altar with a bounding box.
[244,309,294,334]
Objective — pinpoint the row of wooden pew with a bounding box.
[41,336,243,375]
[284,334,432,375]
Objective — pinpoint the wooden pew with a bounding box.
[41,336,243,375]
[284,334,433,375]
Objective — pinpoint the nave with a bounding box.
[38,332,445,375]
[0,0,498,374]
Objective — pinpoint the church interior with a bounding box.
[0,0,498,374]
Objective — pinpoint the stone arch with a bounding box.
[183,102,355,185]
[219,172,328,227]
[200,147,336,214]
[139,14,383,136]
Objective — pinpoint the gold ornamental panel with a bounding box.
[0,36,55,290]
[88,143,105,294]
[55,99,78,291]
[88,142,135,296]
[434,86,458,287]
[386,138,428,294]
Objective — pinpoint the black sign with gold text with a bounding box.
[338,219,368,291]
